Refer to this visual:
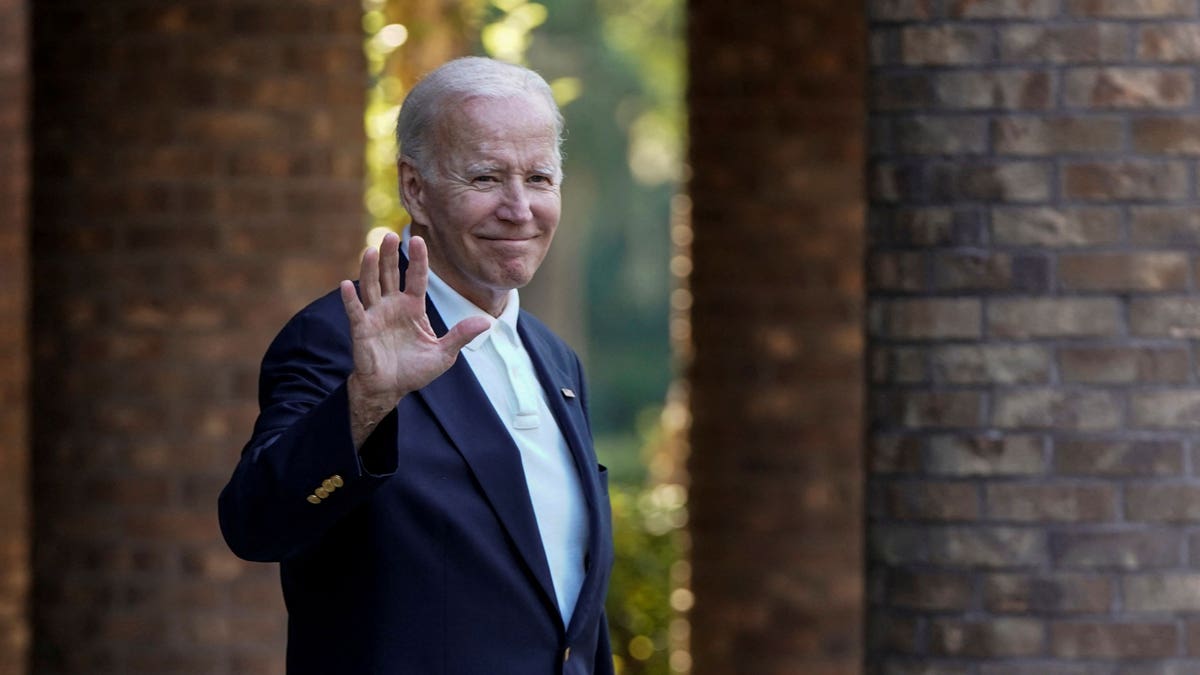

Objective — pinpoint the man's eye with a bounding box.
[529,175,551,184]
[473,175,498,183]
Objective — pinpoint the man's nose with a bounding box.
[496,182,533,223]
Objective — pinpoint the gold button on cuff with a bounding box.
[315,487,330,499]
[322,479,335,491]
[331,475,344,488]
[306,494,321,505]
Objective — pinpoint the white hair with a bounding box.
[396,56,564,177]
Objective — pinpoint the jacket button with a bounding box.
[563,646,571,662]
[315,487,330,499]
[322,478,336,492]
[306,494,321,505]
[331,475,344,488]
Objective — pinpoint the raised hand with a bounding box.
[340,232,490,448]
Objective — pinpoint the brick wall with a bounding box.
[686,0,866,672]
[30,2,364,672]
[0,0,30,671]
[868,1,1200,671]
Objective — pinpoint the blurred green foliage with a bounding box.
[607,482,689,675]
[364,0,687,672]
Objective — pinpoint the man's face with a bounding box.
[403,94,562,314]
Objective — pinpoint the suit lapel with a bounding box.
[517,317,612,639]
[398,248,608,635]
[416,296,560,620]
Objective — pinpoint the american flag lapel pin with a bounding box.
[561,387,576,399]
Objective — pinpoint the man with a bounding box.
[219,57,614,674]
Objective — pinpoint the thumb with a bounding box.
[440,316,492,355]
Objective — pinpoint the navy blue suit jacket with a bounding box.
[219,259,615,674]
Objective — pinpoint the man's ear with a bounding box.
[398,158,430,225]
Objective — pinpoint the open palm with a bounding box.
[339,233,489,443]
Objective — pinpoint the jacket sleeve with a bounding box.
[218,298,400,562]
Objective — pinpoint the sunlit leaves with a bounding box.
[481,0,548,64]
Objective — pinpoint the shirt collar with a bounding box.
[402,227,520,351]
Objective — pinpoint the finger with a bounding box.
[405,235,430,299]
[379,232,401,295]
[441,316,491,355]
[339,280,365,325]
[359,246,381,308]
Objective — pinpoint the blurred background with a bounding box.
[12,1,1200,675]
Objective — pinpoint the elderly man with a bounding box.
[219,57,614,674]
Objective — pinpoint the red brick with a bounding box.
[994,389,1122,431]
[933,252,1015,291]
[893,207,981,246]
[887,482,980,521]
[985,483,1117,522]
[1138,24,1200,62]
[1131,298,1200,338]
[1051,621,1177,658]
[929,527,1047,567]
[887,570,973,611]
[0,0,29,670]
[981,665,1094,675]
[867,613,922,655]
[869,161,924,202]
[1068,0,1197,18]
[951,0,1058,19]
[870,346,928,386]
[29,1,366,672]
[930,161,1051,202]
[871,298,982,340]
[871,73,936,111]
[871,525,928,566]
[1133,206,1200,244]
[1131,391,1200,429]
[870,6,1200,673]
[893,116,988,155]
[988,298,1122,338]
[870,433,923,474]
[934,70,1054,110]
[930,617,1043,657]
[901,26,992,66]
[690,2,867,672]
[1186,620,1200,657]
[1065,67,1193,108]
[994,116,1124,155]
[992,206,1122,246]
[868,0,933,21]
[886,663,974,675]
[1054,439,1184,476]
[1126,482,1200,521]
[926,433,1046,476]
[1063,160,1189,200]
[931,344,1051,384]
[1133,117,1200,154]
[876,390,985,428]
[1059,252,1189,291]
[999,23,1128,63]
[1058,346,1189,384]
[985,573,1112,614]
[868,251,927,292]
[1124,574,1200,612]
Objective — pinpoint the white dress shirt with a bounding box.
[403,231,589,623]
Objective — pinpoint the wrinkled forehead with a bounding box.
[434,95,562,164]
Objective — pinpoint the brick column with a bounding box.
[868,1,1200,671]
[31,3,363,672]
[687,0,866,673]
[0,0,30,671]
